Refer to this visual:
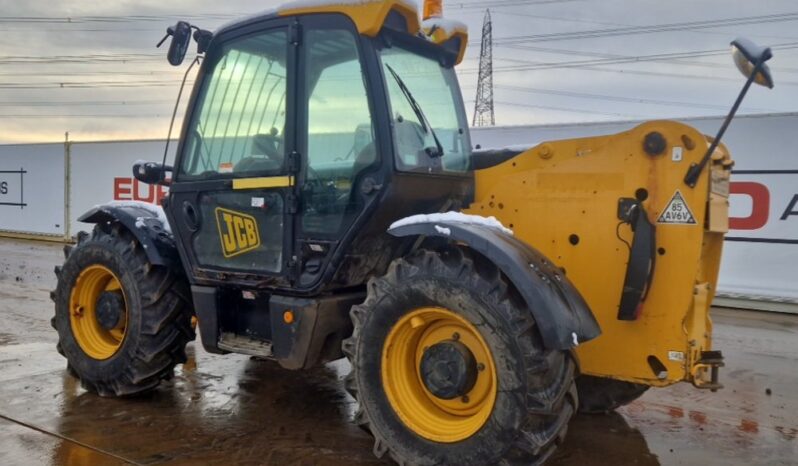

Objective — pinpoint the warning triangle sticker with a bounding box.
[657,190,696,224]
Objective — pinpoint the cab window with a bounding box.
[180,30,288,179]
[301,29,377,235]
[380,44,470,173]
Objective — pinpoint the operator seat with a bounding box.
[233,130,284,173]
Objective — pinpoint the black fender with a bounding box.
[388,220,601,350]
[78,203,180,267]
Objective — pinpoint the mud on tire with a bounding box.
[343,247,577,466]
[576,375,649,414]
[51,224,194,396]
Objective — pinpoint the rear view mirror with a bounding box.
[731,37,774,88]
[133,162,171,185]
[684,37,774,187]
[157,21,192,67]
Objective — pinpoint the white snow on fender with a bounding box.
[421,17,468,37]
[477,143,537,153]
[434,225,451,236]
[390,212,513,236]
[96,200,172,234]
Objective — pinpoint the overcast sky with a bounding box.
[0,0,795,143]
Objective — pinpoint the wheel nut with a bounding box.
[73,305,84,317]
[452,332,460,341]
[461,395,469,403]
[477,363,485,372]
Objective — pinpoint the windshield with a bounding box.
[379,45,471,173]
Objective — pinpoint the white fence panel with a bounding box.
[69,140,176,235]
[0,143,65,236]
[2,114,794,310]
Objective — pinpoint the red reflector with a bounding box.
[634,303,644,319]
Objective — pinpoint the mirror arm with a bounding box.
[156,26,175,48]
[683,58,764,188]
[159,56,201,185]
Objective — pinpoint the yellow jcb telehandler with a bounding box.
[51,1,774,463]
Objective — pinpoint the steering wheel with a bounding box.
[251,132,283,161]
[233,130,285,173]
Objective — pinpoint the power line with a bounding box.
[0,55,164,66]
[0,100,174,106]
[490,9,798,42]
[451,0,583,9]
[0,80,194,89]
[474,62,798,87]
[475,99,648,118]
[499,43,798,74]
[0,2,576,25]
[0,14,237,24]
[485,12,798,45]
[0,114,168,118]
[495,85,777,112]
[0,70,181,77]
[457,42,798,74]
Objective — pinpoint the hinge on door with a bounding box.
[289,22,302,46]
[285,192,298,214]
[287,150,300,174]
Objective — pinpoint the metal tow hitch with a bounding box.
[691,350,725,392]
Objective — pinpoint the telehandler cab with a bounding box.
[52,1,774,464]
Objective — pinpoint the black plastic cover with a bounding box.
[79,204,179,267]
[388,220,601,350]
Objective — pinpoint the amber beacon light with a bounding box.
[423,0,443,20]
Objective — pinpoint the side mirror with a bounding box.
[158,21,192,67]
[133,162,172,185]
[684,37,774,187]
[731,37,774,88]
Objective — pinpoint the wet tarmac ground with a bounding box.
[0,237,796,465]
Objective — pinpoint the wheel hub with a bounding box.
[69,264,128,360]
[420,340,478,400]
[96,291,125,330]
[381,307,497,443]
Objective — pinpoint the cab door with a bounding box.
[293,14,385,288]
[167,20,298,283]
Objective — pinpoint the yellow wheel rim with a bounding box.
[69,264,128,360]
[381,307,497,443]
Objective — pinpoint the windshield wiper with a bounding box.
[385,64,445,158]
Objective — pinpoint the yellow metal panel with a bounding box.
[232,176,293,190]
[279,0,468,65]
[422,25,468,65]
[467,120,731,387]
[279,0,421,37]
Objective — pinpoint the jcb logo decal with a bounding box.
[215,208,260,257]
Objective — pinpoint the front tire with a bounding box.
[343,247,577,465]
[52,224,194,396]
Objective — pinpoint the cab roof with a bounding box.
[215,0,468,64]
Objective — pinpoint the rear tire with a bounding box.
[343,247,577,465]
[576,375,649,414]
[52,224,194,396]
